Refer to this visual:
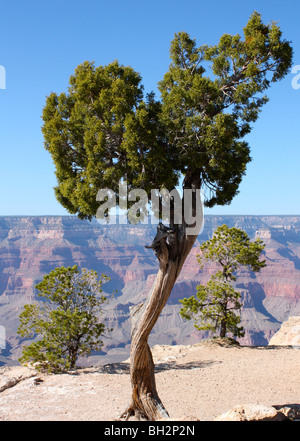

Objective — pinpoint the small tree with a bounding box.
[180,224,266,338]
[18,265,112,372]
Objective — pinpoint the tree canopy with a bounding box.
[179,224,266,338]
[18,266,112,372]
[197,224,267,279]
[42,11,293,220]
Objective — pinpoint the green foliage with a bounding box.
[179,225,266,338]
[42,62,178,219]
[158,12,292,207]
[41,12,293,219]
[18,266,112,372]
[198,224,266,279]
[180,272,245,338]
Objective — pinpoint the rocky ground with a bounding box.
[0,340,299,421]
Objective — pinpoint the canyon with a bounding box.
[0,215,299,366]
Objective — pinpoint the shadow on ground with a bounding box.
[154,360,221,372]
[85,359,221,374]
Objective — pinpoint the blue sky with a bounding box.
[0,0,299,216]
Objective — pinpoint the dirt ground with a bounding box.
[0,342,299,421]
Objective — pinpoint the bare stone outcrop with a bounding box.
[215,404,300,421]
[269,316,300,346]
[0,366,38,392]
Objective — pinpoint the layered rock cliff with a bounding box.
[0,215,299,366]
[268,316,300,346]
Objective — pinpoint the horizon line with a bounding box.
[0,214,299,218]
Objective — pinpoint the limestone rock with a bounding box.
[0,366,38,392]
[214,404,287,421]
[269,316,300,346]
[273,404,300,420]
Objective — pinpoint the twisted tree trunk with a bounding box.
[120,172,202,421]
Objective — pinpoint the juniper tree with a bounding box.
[18,266,111,372]
[180,224,266,338]
[41,12,292,419]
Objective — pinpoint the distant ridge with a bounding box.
[0,215,299,367]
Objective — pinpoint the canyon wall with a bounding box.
[0,215,299,366]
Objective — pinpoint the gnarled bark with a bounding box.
[120,172,202,421]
